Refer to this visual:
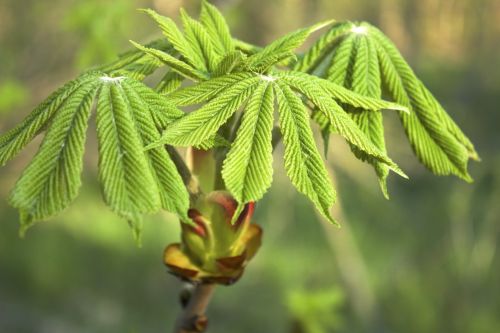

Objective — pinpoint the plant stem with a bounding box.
[173,283,216,333]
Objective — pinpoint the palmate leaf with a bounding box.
[297,21,478,181]
[96,79,189,240]
[222,83,274,204]
[0,73,190,238]
[9,80,99,235]
[274,82,337,224]
[277,71,407,178]
[151,70,403,222]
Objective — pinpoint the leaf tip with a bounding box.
[128,219,144,248]
[18,211,35,238]
[460,172,474,183]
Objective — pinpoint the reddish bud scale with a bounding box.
[164,191,262,285]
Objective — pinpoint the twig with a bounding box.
[173,283,216,333]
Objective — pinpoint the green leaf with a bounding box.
[247,20,335,70]
[0,72,98,166]
[200,0,234,54]
[180,8,219,72]
[248,51,297,72]
[130,41,208,81]
[9,80,99,235]
[97,38,173,80]
[274,82,337,224]
[120,79,189,219]
[96,80,161,222]
[222,83,274,203]
[114,54,164,81]
[279,71,408,113]
[326,34,356,85]
[294,21,353,73]
[373,27,473,181]
[278,72,407,178]
[140,8,205,70]
[168,72,254,106]
[156,71,184,95]
[149,75,261,148]
[213,51,246,77]
[348,35,391,198]
[126,76,185,129]
[419,81,479,161]
[234,38,262,55]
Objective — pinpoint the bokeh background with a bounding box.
[1,0,499,332]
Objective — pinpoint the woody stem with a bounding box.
[173,283,216,333]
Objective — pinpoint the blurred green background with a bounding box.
[0,0,499,332]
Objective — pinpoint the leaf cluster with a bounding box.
[0,1,478,237]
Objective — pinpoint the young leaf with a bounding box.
[278,71,408,113]
[325,34,356,85]
[140,8,205,70]
[180,8,219,72]
[120,79,189,219]
[168,72,254,106]
[213,51,246,77]
[149,75,261,148]
[294,21,353,73]
[97,38,173,80]
[126,77,185,129]
[130,41,208,81]
[9,81,99,234]
[374,31,473,181]
[246,20,335,70]
[419,81,479,161]
[274,82,337,224]
[222,83,274,203]
[156,71,184,95]
[346,36,391,198]
[200,0,235,54]
[0,72,98,165]
[96,80,161,222]
[278,72,407,178]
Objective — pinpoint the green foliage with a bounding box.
[275,82,336,223]
[199,0,234,55]
[96,78,189,241]
[222,83,275,204]
[0,1,477,235]
[296,22,479,186]
[0,73,189,238]
[10,78,99,235]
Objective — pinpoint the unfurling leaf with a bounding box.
[222,83,275,203]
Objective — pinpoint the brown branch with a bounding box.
[173,283,216,333]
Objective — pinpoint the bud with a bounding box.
[164,191,262,285]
